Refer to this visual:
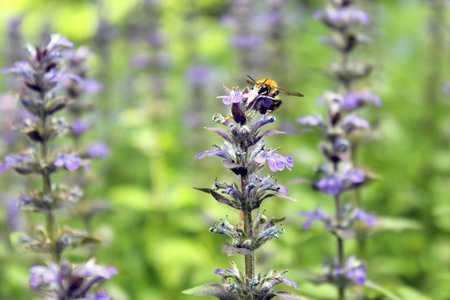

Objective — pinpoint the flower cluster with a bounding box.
[295,0,381,297]
[186,262,305,300]
[29,258,117,299]
[184,82,304,299]
[1,34,116,297]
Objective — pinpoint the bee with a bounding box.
[246,75,304,114]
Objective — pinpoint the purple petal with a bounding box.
[281,278,300,290]
[297,115,324,126]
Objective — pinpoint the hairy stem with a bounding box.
[241,174,254,287]
[334,194,345,300]
[40,91,59,263]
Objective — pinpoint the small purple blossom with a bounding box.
[345,256,367,286]
[29,259,117,298]
[47,33,74,50]
[300,207,330,230]
[342,91,382,110]
[343,168,366,184]
[54,152,85,172]
[88,142,110,159]
[315,7,370,27]
[316,175,345,195]
[217,85,247,105]
[350,208,377,227]
[254,148,293,172]
[195,141,235,161]
[72,119,90,135]
[0,153,32,174]
[297,115,325,127]
[254,114,276,132]
[82,79,104,94]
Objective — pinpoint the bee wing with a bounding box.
[276,86,304,97]
[247,79,257,85]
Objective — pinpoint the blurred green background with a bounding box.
[0,0,449,299]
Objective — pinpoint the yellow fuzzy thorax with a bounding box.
[255,79,278,88]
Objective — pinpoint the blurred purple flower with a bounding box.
[300,207,330,230]
[30,258,117,298]
[88,290,113,300]
[350,208,377,227]
[316,175,345,195]
[315,7,370,27]
[232,34,265,50]
[47,33,74,50]
[88,142,110,159]
[132,53,151,69]
[0,153,32,174]
[342,91,382,110]
[297,115,325,127]
[72,119,90,135]
[185,66,212,84]
[343,168,365,184]
[82,79,104,94]
[147,30,166,47]
[345,256,367,286]
[54,152,85,172]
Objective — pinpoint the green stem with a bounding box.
[40,91,59,263]
[334,194,345,300]
[241,175,254,287]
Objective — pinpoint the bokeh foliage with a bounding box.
[0,0,449,299]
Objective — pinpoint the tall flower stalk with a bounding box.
[1,34,116,299]
[296,0,381,299]
[183,83,305,299]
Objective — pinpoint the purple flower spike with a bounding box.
[297,115,324,126]
[54,152,83,172]
[29,264,59,289]
[316,175,345,195]
[300,207,330,231]
[88,142,110,159]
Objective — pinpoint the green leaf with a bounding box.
[378,217,422,232]
[182,283,233,299]
[365,280,402,300]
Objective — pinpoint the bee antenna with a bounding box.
[247,75,256,82]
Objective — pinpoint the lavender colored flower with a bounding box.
[316,175,345,195]
[297,115,325,127]
[82,79,104,94]
[29,258,117,298]
[350,208,377,227]
[195,141,236,162]
[300,207,330,230]
[88,142,110,159]
[343,167,365,184]
[185,66,212,84]
[54,152,84,172]
[342,91,382,110]
[254,148,293,172]
[345,256,367,286]
[0,153,32,174]
[314,7,370,27]
[72,119,90,135]
[216,85,247,105]
[232,34,265,50]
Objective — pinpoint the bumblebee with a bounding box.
[246,75,304,114]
